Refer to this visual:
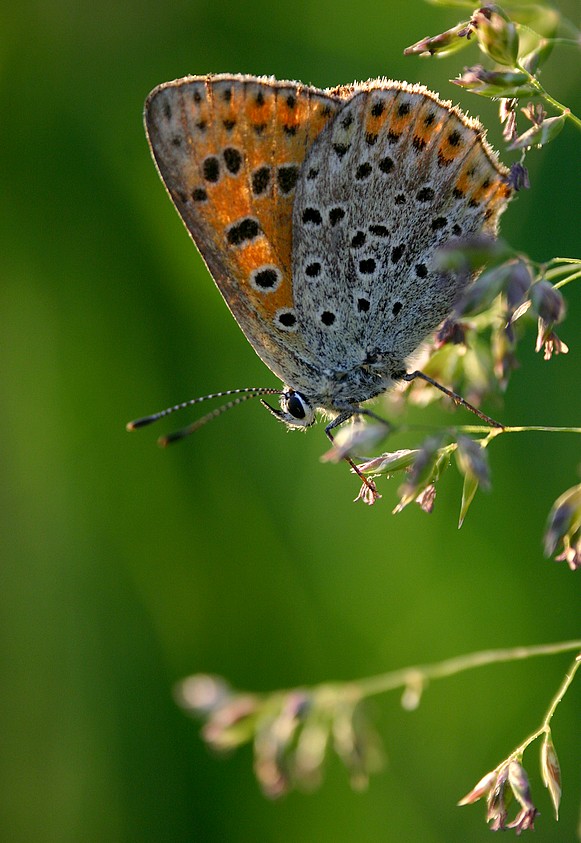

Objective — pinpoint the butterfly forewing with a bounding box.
[145,74,343,384]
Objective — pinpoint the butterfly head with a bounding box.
[260,388,316,430]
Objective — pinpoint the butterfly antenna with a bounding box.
[126,387,281,443]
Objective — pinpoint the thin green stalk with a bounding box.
[402,424,581,436]
[357,641,581,699]
[554,270,581,289]
[548,38,581,48]
[518,67,581,131]
[491,425,581,434]
[511,653,581,756]
[543,261,581,282]
[546,258,581,266]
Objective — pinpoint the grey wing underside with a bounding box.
[291,84,510,374]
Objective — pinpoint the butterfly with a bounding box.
[128,74,512,498]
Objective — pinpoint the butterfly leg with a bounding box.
[403,371,504,428]
[325,412,384,502]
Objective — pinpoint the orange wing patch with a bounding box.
[144,74,343,379]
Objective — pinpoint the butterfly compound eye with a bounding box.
[286,392,307,419]
[281,390,315,426]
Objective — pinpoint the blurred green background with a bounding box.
[2,0,580,840]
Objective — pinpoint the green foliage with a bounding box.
[1,0,580,841]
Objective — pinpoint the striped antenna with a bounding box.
[126,387,281,445]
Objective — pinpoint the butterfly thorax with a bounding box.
[297,351,403,409]
[265,347,403,430]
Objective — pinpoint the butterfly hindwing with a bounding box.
[292,80,511,372]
